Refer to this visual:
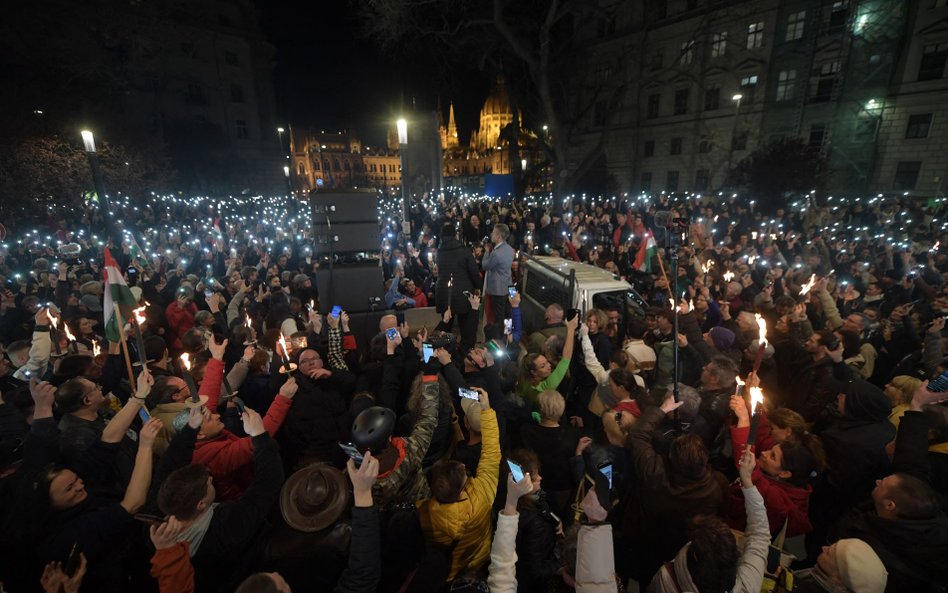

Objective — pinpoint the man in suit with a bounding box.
[481,223,515,327]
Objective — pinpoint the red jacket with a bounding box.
[411,287,429,308]
[193,358,292,501]
[150,543,194,593]
[727,425,813,537]
[165,301,197,350]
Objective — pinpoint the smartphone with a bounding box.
[204,289,213,299]
[330,305,342,319]
[138,407,151,423]
[385,327,399,341]
[422,342,434,363]
[928,369,948,392]
[503,318,512,335]
[233,397,246,414]
[599,464,614,490]
[566,308,580,322]
[507,285,517,298]
[133,513,166,525]
[127,266,138,276]
[395,310,405,325]
[339,442,364,465]
[64,543,82,576]
[507,459,525,483]
[459,387,480,400]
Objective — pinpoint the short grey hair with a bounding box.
[493,223,510,241]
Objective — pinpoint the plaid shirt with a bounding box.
[596,221,613,251]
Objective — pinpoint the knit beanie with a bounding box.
[708,326,735,351]
[835,539,887,593]
[845,380,893,422]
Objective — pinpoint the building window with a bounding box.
[808,124,827,148]
[740,75,758,102]
[594,100,608,126]
[695,169,710,191]
[704,87,720,110]
[644,140,655,157]
[711,32,727,57]
[666,170,680,192]
[828,1,849,34]
[681,40,695,65]
[651,48,664,71]
[733,132,748,151]
[812,62,840,102]
[670,137,683,155]
[906,114,933,139]
[894,161,922,190]
[776,70,796,101]
[235,119,248,139]
[314,160,321,171]
[333,159,341,171]
[641,172,652,191]
[786,10,805,41]
[187,84,205,104]
[297,163,305,175]
[230,83,244,103]
[674,89,689,115]
[918,43,948,81]
[747,22,764,49]
[698,140,712,153]
[647,94,661,118]
[225,51,238,65]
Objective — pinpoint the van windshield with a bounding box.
[593,289,646,319]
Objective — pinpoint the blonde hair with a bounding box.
[888,375,922,406]
[586,308,608,330]
[537,389,565,421]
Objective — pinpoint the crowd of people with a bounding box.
[0,189,946,593]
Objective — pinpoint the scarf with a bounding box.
[657,542,698,593]
[176,503,219,557]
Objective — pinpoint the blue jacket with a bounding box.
[481,241,515,295]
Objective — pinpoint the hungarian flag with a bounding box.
[103,248,138,342]
[633,230,657,273]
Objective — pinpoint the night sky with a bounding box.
[256,0,493,146]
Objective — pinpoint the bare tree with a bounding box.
[356,0,628,196]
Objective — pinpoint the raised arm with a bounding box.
[102,370,153,444]
[120,418,161,513]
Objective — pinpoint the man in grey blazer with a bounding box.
[481,223,515,327]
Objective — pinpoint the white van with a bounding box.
[518,255,646,333]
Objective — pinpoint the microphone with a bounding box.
[654,210,673,228]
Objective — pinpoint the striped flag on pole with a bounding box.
[102,248,138,343]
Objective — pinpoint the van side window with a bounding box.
[525,270,571,309]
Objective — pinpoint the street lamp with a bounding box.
[80,130,114,242]
[396,118,410,235]
[726,95,745,187]
[732,94,743,110]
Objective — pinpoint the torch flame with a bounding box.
[669,298,676,309]
[91,339,101,357]
[47,310,58,329]
[701,260,714,274]
[62,322,77,342]
[799,273,817,296]
[755,313,768,347]
[180,352,191,371]
[132,304,147,325]
[749,386,764,410]
[723,271,735,282]
[308,300,315,311]
[278,332,290,358]
[245,313,252,329]
[688,299,695,313]
[735,375,745,387]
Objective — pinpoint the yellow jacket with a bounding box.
[418,407,500,580]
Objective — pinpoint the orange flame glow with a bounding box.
[749,386,764,410]
[799,273,817,296]
[91,339,101,357]
[62,322,77,342]
[180,352,191,371]
[755,313,768,347]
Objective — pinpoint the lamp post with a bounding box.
[397,118,410,236]
[725,94,744,186]
[80,130,114,243]
[277,127,292,196]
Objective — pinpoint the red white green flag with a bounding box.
[103,248,138,342]
[634,230,657,273]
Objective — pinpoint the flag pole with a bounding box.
[113,304,136,388]
[656,252,674,300]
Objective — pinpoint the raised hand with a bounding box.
[278,376,298,399]
[139,418,163,449]
[347,450,380,508]
[208,335,227,360]
[149,516,184,550]
[738,448,756,488]
[241,407,265,437]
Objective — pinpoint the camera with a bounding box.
[428,333,455,349]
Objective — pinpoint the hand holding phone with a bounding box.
[508,285,517,298]
[385,328,399,341]
[422,342,434,363]
[339,442,364,466]
[459,387,480,401]
[331,305,342,319]
[507,459,525,483]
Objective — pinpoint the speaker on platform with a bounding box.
[309,189,380,224]
[313,221,380,254]
[316,262,384,314]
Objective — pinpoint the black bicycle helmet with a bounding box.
[352,406,396,453]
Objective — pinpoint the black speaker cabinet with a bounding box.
[313,222,380,254]
[316,262,384,313]
[309,189,380,224]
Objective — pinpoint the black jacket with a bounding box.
[280,370,356,467]
[515,501,560,593]
[434,237,479,314]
